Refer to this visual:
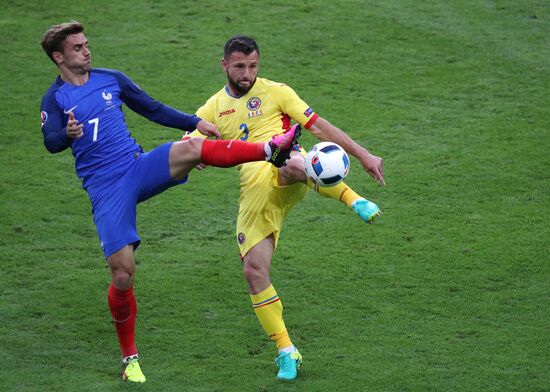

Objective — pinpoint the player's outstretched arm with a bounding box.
[308,117,385,185]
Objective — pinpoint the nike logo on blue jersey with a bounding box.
[64,105,78,114]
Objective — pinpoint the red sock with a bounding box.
[201,139,265,167]
[108,283,137,358]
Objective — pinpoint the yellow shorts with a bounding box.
[236,160,309,257]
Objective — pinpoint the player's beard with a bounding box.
[227,74,255,96]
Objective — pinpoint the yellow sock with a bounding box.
[250,285,292,350]
[306,179,361,208]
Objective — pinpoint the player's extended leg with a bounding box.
[169,124,302,180]
[278,152,381,223]
[243,236,302,381]
[309,180,381,223]
[107,245,146,383]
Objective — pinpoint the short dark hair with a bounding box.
[223,35,259,59]
[41,21,84,64]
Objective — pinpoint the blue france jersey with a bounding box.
[40,68,200,190]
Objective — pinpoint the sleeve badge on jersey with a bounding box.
[41,111,48,127]
[304,107,313,117]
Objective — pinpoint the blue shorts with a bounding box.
[89,142,186,258]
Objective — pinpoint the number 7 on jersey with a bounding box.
[88,118,99,142]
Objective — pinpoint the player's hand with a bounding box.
[361,152,385,185]
[66,112,84,139]
[196,119,221,140]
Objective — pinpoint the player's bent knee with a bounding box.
[111,270,133,290]
[172,138,204,164]
[178,137,204,157]
[107,246,135,289]
[170,138,205,180]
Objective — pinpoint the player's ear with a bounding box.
[52,51,63,66]
[221,57,228,72]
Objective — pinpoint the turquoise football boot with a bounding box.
[275,350,302,381]
[352,198,381,223]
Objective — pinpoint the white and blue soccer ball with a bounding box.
[305,142,350,186]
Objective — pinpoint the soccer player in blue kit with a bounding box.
[39,21,301,383]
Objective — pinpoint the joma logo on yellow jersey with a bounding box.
[219,108,236,117]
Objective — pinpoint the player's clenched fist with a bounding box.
[66,111,84,139]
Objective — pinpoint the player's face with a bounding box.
[55,33,91,75]
[222,50,259,96]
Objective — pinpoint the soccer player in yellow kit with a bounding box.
[185,36,385,381]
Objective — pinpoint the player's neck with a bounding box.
[59,68,90,86]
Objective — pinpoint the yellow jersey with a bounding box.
[195,77,318,142]
[188,77,316,256]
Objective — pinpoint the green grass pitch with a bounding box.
[0,1,548,391]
